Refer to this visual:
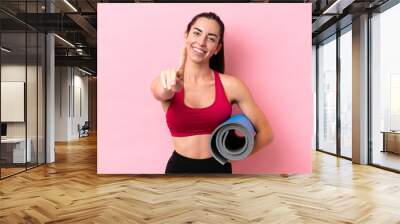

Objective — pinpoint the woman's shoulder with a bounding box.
[218,73,250,103]
[219,73,246,89]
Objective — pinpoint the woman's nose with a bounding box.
[199,35,207,46]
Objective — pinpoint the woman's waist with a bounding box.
[172,134,212,159]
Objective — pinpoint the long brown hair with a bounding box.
[185,12,225,73]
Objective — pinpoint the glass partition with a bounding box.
[317,35,337,154]
[371,3,400,171]
[1,31,28,177]
[0,1,46,179]
[339,27,352,158]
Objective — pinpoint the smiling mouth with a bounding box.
[192,46,207,54]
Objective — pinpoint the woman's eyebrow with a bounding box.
[193,27,218,38]
[193,27,203,33]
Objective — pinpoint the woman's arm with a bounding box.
[150,75,175,101]
[228,76,274,155]
[151,48,186,102]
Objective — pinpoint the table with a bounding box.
[381,131,400,154]
[1,138,32,163]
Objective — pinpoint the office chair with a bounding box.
[79,121,90,138]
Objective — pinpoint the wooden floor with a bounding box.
[1,134,400,223]
[373,150,400,171]
[0,167,26,178]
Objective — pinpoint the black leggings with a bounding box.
[165,150,232,174]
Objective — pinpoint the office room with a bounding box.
[0,0,400,223]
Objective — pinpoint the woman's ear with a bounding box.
[215,43,222,55]
[184,32,189,47]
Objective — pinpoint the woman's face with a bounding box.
[185,17,222,64]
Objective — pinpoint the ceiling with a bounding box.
[0,0,393,75]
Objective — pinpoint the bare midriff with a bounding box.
[172,134,213,159]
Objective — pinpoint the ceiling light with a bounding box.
[78,67,93,76]
[54,34,75,48]
[1,47,11,53]
[323,0,355,15]
[63,0,78,12]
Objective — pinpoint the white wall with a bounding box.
[1,65,26,130]
[55,66,70,141]
[72,72,89,138]
[55,66,89,141]
[1,64,46,164]
[1,65,42,137]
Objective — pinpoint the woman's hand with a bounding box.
[151,48,187,101]
[159,70,183,93]
[160,47,186,92]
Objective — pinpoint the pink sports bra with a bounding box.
[166,70,232,137]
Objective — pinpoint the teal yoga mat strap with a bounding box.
[209,114,256,165]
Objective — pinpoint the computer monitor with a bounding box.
[1,123,7,137]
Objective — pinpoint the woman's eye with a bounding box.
[208,38,216,42]
[193,32,200,36]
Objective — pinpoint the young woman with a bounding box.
[151,12,273,174]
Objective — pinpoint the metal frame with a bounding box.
[0,0,47,180]
[370,164,400,174]
[315,22,353,162]
[25,1,28,171]
[316,44,319,151]
[36,0,39,171]
[0,20,2,179]
[44,0,47,166]
[336,28,341,157]
[367,10,373,166]
[374,0,400,13]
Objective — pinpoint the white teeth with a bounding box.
[193,47,206,54]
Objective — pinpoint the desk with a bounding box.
[381,131,400,154]
[1,138,32,163]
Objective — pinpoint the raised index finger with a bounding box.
[177,47,187,77]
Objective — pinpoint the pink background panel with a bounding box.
[97,3,312,174]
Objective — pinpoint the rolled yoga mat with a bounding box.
[209,114,256,165]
